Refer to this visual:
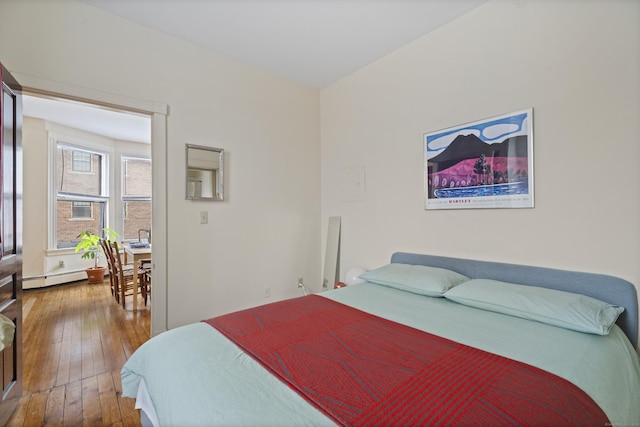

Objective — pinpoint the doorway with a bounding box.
[15,78,168,338]
[22,94,152,285]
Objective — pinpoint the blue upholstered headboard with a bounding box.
[390,252,639,349]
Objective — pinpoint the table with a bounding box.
[124,245,152,311]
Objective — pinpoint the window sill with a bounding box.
[45,248,77,256]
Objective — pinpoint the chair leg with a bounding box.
[140,275,150,306]
[145,280,151,306]
[140,282,147,306]
[121,282,126,308]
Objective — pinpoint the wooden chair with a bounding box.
[100,238,135,304]
[109,241,147,308]
[100,239,118,301]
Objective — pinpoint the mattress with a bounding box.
[121,281,640,426]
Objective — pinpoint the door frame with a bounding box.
[15,73,168,336]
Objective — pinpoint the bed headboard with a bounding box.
[390,252,639,349]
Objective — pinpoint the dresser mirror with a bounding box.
[186,144,224,201]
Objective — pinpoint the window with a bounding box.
[122,157,152,241]
[71,201,92,219]
[72,150,92,172]
[55,144,107,248]
[52,140,152,250]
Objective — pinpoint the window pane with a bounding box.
[56,200,105,249]
[57,145,102,196]
[123,201,151,241]
[123,158,151,197]
[122,156,152,242]
[72,151,91,172]
[71,201,92,219]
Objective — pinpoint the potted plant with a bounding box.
[75,228,119,284]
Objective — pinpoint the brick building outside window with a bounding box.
[55,144,151,248]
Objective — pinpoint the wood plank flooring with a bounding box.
[7,279,150,426]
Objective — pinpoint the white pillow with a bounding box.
[444,279,624,335]
[358,263,469,297]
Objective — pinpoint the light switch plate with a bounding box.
[200,211,208,224]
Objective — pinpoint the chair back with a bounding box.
[99,239,114,274]
[100,239,117,299]
[110,241,130,306]
[110,241,124,278]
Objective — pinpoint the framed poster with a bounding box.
[424,108,534,210]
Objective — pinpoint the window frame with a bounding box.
[53,142,109,249]
[121,156,152,241]
[48,130,151,251]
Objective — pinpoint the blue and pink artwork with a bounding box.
[424,109,534,210]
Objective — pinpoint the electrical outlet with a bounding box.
[263,286,270,298]
[59,260,65,268]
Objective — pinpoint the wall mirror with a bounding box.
[186,144,224,201]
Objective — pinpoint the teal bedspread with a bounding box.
[122,282,640,426]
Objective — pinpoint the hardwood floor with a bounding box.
[7,279,150,426]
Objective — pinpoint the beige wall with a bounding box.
[22,117,49,288]
[1,0,321,328]
[321,0,640,333]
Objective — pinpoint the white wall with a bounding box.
[0,0,321,328]
[321,0,640,308]
[22,117,49,288]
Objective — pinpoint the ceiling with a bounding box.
[24,0,487,142]
[81,0,487,89]
[23,95,152,144]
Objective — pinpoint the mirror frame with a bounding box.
[185,144,224,201]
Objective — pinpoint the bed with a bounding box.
[121,252,640,426]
